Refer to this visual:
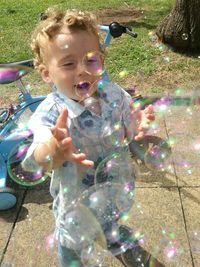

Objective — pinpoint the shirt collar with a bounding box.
[53,88,86,119]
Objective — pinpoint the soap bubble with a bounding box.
[59,203,107,251]
[94,152,135,193]
[144,140,172,172]
[152,97,172,117]
[101,121,130,148]
[120,245,150,267]
[82,96,101,115]
[182,33,189,41]
[81,244,109,266]
[152,228,184,264]
[56,33,69,49]
[32,232,58,267]
[143,88,200,173]
[83,51,104,77]
[83,182,134,226]
[74,152,135,231]
[105,203,149,264]
[7,137,50,187]
[75,81,95,99]
[170,133,200,170]
[190,230,200,253]
[162,56,170,64]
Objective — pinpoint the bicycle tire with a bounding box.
[0,187,17,210]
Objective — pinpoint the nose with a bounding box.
[77,61,87,76]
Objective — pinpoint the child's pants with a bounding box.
[58,244,83,267]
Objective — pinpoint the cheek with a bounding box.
[57,72,75,92]
[63,73,75,86]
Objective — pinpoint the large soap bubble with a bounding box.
[144,140,172,172]
[101,121,130,148]
[70,152,138,258]
[151,227,184,265]
[7,137,50,187]
[81,244,110,267]
[59,203,106,252]
[94,152,135,217]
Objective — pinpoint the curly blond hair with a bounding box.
[31,8,102,68]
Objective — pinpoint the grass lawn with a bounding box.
[0,0,200,106]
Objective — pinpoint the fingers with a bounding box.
[145,104,154,113]
[144,105,155,121]
[51,126,68,141]
[67,151,94,168]
[71,154,94,168]
[58,137,94,168]
[56,108,68,129]
[134,131,145,141]
[146,113,155,121]
[133,104,155,141]
[79,159,94,168]
[51,108,69,141]
[50,108,94,168]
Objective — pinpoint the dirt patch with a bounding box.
[96,5,142,24]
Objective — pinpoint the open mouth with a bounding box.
[75,81,93,98]
[76,81,91,90]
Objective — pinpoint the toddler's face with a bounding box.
[41,28,103,100]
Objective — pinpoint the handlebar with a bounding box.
[109,22,137,38]
[0,61,33,85]
[100,21,137,48]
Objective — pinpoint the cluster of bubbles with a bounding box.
[4,105,149,266]
[55,151,144,266]
[2,46,200,266]
[7,151,146,266]
[24,200,150,267]
[138,85,200,177]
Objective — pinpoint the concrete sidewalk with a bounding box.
[0,105,200,267]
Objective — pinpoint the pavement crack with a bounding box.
[0,189,28,266]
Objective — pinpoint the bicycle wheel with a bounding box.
[7,137,50,187]
[0,187,17,210]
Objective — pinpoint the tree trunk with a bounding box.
[156,0,200,52]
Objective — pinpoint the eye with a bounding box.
[62,61,76,69]
[86,57,98,64]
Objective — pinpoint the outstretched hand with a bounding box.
[130,102,155,141]
[51,108,94,168]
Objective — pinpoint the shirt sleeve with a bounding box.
[22,99,59,172]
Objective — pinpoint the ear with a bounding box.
[39,64,52,84]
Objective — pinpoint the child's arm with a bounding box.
[33,108,94,170]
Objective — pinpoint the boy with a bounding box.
[23,8,154,267]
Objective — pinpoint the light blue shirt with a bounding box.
[23,81,135,248]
